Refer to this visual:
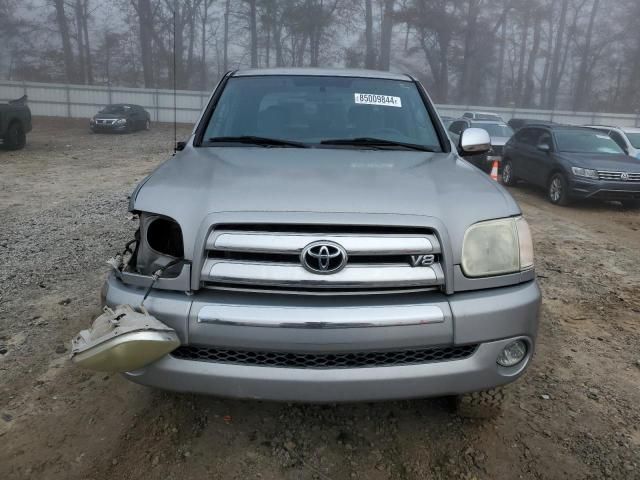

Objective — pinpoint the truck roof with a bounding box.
[232,67,412,82]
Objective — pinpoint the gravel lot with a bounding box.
[1,118,639,480]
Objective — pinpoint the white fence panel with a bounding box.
[1,80,639,128]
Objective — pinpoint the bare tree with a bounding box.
[53,0,76,82]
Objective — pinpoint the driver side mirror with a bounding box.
[537,143,551,153]
[459,128,491,156]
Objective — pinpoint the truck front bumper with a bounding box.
[103,273,541,402]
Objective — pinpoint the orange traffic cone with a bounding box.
[490,160,499,182]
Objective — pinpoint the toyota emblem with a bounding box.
[620,172,629,181]
[301,241,348,274]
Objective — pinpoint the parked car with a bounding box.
[462,111,504,122]
[71,68,540,418]
[440,115,456,129]
[502,124,640,207]
[90,104,151,133]
[0,95,32,150]
[448,118,514,172]
[584,125,640,159]
[507,118,557,131]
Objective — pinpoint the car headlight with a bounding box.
[461,217,534,277]
[115,118,127,125]
[135,213,184,277]
[571,166,598,179]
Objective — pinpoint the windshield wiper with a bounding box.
[320,137,436,152]
[207,135,309,148]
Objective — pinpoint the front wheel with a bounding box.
[455,387,509,419]
[621,199,640,209]
[4,121,26,150]
[501,159,517,186]
[548,172,570,206]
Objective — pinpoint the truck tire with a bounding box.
[455,387,508,419]
[5,121,26,150]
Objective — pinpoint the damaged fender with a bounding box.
[71,305,180,372]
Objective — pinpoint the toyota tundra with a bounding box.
[71,68,541,417]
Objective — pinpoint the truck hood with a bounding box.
[132,145,520,259]
[557,152,640,171]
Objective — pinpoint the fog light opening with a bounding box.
[497,340,527,367]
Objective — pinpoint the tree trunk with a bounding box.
[459,0,481,104]
[495,7,507,106]
[572,0,599,110]
[364,0,375,69]
[248,0,258,68]
[378,0,395,70]
[136,0,155,88]
[223,0,230,71]
[546,0,569,109]
[522,7,542,107]
[200,1,208,89]
[74,0,86,83]
[54,0,75,82]
[82,0,93,84]
[514,2,530,106]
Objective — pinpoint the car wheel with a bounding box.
[455,387,509,419]
[145,119,151,131]
[5,121,26,150]
[501,159,517,186]
[548,172,570,205]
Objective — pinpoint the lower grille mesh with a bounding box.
[172,344,478,369]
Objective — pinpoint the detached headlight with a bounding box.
[571,166,598,179]
[461,217,534,277]
[115,118,127,125]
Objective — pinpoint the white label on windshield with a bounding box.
[354,93,402,108]
[596,134,609,139]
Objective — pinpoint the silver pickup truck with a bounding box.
[72,69,540,417]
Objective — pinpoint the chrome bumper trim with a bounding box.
[197,304,445,328]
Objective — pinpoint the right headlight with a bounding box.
[461,217,534,278]
[134,213,184,276]
[571,166,598,179]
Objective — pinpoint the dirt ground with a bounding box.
[1,117,639,480]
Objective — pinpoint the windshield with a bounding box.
[471,123,513,138]
[99,105,128,114]
[624,132,640,149]
[202,76,442,150]
[555,131,624,154]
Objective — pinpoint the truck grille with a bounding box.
[200,225,445,293]
[597,171,640,182]
[172,344,478,369]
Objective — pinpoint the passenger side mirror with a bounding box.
[175,141,186,151]
[537,143,551,153]
[459,128,491,155]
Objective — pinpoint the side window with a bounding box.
[515,128,535,146]
[609,131,628,152]
[537,131,553,150]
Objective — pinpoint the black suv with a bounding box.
[502,125,640,207]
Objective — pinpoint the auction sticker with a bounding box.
[354,93,402,108]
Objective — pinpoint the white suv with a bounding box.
[585,125,640,159]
